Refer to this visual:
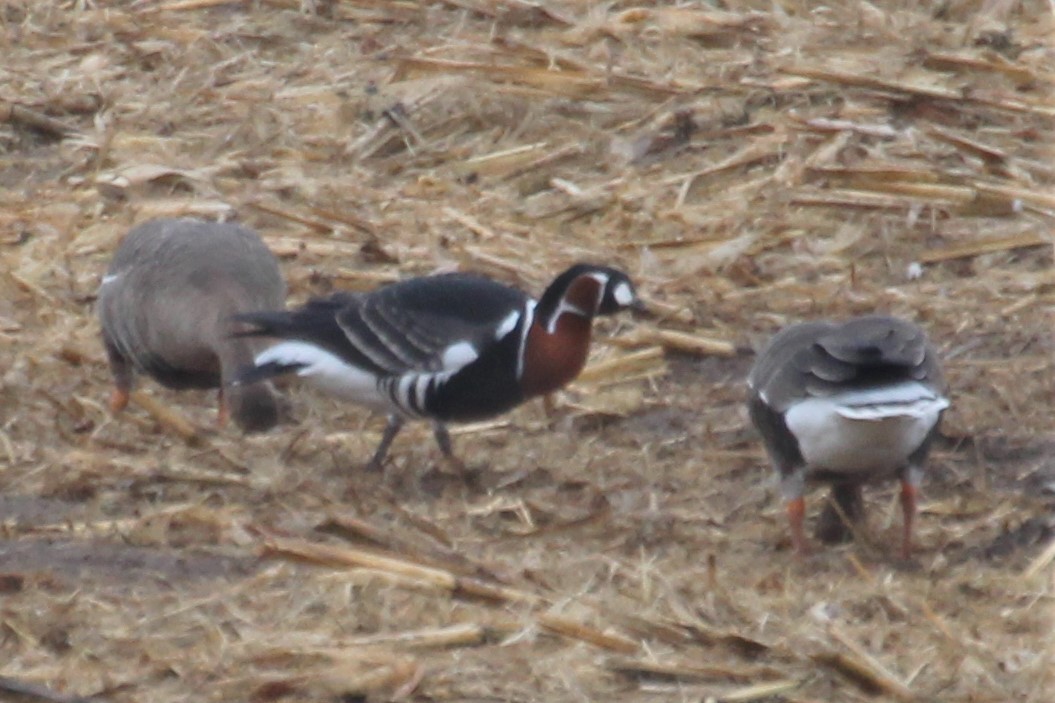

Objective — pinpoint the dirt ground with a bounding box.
[1,1,1053,702]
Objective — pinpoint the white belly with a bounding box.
[784,382,948,476]
[255,341,391,412]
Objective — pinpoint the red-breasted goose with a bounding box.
[233,264,643,470]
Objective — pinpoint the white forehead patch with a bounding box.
[612,281,634,306]
[100,273,120,286]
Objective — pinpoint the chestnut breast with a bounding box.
[519,275,599,398]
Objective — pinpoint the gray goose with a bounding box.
[98,218,286,433]
[746,315,949,558]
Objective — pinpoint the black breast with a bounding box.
[422,324,525,422]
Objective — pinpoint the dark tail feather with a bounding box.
[230,295,356,340]
[231,360,305,387]
[229,311,295,339]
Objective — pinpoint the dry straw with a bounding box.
[0,0,1052,701]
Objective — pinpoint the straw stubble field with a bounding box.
[1,1,1053,701]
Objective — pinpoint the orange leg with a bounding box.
[109,387,130,414]
[899,480,917,559]
[216,388,230,428]
[787,496,810,556]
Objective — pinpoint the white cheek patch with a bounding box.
[254,341,387,408]
[611,281,634,307]
[440,340,479,372]
[100,273,121,287]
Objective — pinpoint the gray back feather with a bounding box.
[748,316,943,413]
[98,218,286,431]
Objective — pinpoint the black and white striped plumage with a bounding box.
[234,263,641,469]
[747,315,949,558]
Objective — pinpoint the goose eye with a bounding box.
[611,281,634,307]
